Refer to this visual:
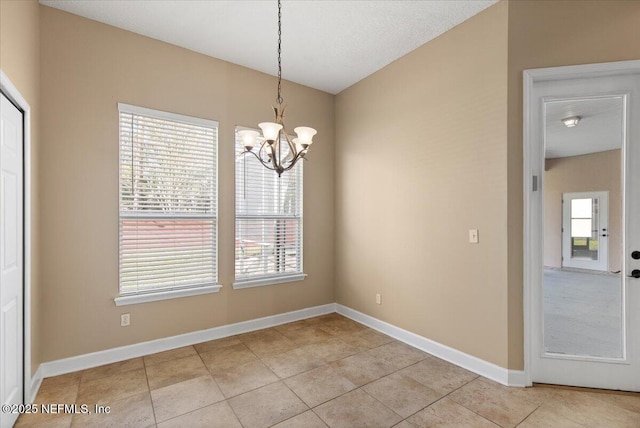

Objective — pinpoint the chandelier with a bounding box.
[237,0,317,177]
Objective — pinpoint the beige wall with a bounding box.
[335,0,640,371]
[506,0,640,369]
[38,6,335,362]
[0,0,41,374]
[335,3,510,367]
[544,150,622,272]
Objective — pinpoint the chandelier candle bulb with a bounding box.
[238,129,260,151]
[258,122,282,142]
[294,126,317,147]
[293,138,304,152]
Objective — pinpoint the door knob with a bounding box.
[629,270,640,279]
[632,251,640,260]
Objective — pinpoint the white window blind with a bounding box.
[119,104,218,295]
[235,127,303,283]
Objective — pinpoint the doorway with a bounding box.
[561,191,609,272]
[524,61,640,391]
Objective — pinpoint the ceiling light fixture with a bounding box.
[561,116,581,127]
[238,0,317,177]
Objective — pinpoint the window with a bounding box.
[117,104,219,304]
[234,127,305,288]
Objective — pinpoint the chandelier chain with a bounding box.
[238,0,315,177]
[277,0,283,105]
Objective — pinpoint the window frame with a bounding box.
[115,103,220,306]
[232,126,306,289]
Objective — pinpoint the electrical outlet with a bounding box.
[120,313,130,327]
[469,229,479,244]
[376,293,382,305]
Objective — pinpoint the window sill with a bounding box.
[232,274,307,290]
[114,284,222,306]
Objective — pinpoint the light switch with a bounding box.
[469,229,479,244]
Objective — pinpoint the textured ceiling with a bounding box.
[545,97,624,159]
[39,0,497,94]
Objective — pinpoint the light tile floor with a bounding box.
[16,313,640,427]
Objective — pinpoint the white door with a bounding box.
[561,191,609,272]
[0,92,24,427]
[529,67,640,391]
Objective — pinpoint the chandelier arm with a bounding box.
[282,131,297,162]
[242,149,278,171]
[257,139,270,164]
[282,150,307,173]
[277,130,283,171]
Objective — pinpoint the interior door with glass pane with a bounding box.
[531,68,640,391]
[562,191,608,271]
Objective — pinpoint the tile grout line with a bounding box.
[512,390,590,428]
[204,338,290,427]
[309,408,328,428]
[335,317,508,427]
[300,351,428,416]
[73,363,150,427]
[142,352,159,427]
[225,330,316,427]
[68,376,82,428]
[235,335,285,394]
[511,388,562,428]
[300,348,460,426]
[396,375,503,427]
[252,319,392,426]
[154,347,246,427]
[266,381,312,427]
[193,348,235,422]
[438,379,504,427]
[357,386,406,421]
[225,398,248,428]
[513,403,544,428]
[259,320,434,424]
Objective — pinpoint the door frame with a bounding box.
[523,60,640,387]
[561,191,609,272]
[0,70,33,403]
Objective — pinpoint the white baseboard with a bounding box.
[335,304,525,387]
[30,300,526,405]
[508,369,528,387]
[28,365,43,402]
[38,303,336,380]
